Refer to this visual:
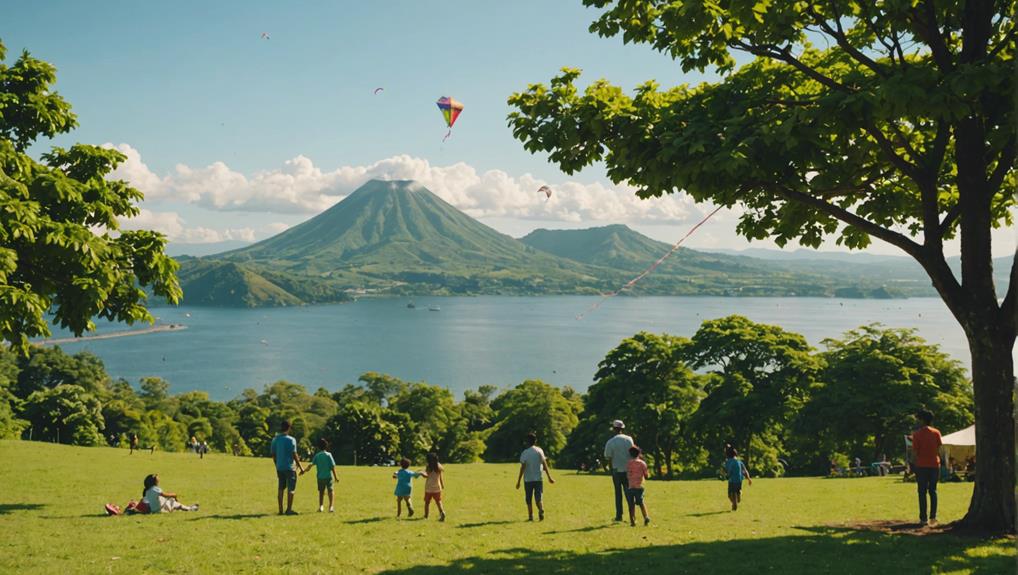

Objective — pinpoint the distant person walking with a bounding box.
[423,452,446,521]
[604,420,634,521]
[130,433,138,454]
[516,431,555,521]
[393,458,427,518]
[626,446,651,526]
[725,445,752,511]
[302,437,338,513]
[911,409,943,526]
[270,420,305,515]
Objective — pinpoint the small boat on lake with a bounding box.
[407,301,416,309]
[428,305,440,312]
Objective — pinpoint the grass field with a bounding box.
[0,441,1012,574]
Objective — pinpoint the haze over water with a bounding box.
[46,297,984,401]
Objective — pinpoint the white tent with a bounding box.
[941,425,975,447]
[941,424,976,468]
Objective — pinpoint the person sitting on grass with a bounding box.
[423,452,446,521]
[725,445,752,511]
[270,420,305,515]
[626,446,651,526]
[301,437,339,513]
[142,474,198,513]
[393,458,427,518]
[516,431,555,522]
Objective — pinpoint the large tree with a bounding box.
[0,40,181,351]
[508,1,1015,532]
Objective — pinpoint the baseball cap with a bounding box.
[611,420,625,429]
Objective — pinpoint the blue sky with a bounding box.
[5,1,1013,256]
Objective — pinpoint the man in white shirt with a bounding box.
[516,431,555,521]
[604,420,634,521]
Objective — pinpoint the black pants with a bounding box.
[612,471,628,519]
[915,466,939,521]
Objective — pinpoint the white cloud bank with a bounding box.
[119,209,256,244]
[105,144,708,223]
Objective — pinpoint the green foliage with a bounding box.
[686,316,821,476]
[21,384,104,446]
[566,332,704,475]
[794,324,974,470]
[322,401,400,465]
[0,40,181,351]
[483,380,580,462]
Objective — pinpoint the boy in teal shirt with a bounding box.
[725,445,752,511]
[302,437,339,513]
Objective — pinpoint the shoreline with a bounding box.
[38,324,187,346]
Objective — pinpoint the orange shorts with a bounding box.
[424,491,442,503]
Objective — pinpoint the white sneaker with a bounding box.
[329,507,335,513]
[318,506,324,513]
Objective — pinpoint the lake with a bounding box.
[50,296,978,400]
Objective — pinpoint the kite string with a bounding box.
[575,204,725,321]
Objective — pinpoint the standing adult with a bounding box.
[270,420,305,515]
[911,409,943,526]
[603,420,634,522]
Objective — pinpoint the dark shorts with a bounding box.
[524,481,543,505]
[728,482,742,497]
[317,477,334,491]
[277,469,297,492]
[627,487,645,506]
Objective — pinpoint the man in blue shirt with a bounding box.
[270,420,305,515]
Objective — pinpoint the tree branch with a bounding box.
[987,25,1016,59]
[909,1,954,71]
[769,184,924,258]
[731,41,854,93]
[987,136,1016,196]
[921,122,951,243]
[939,202,962,236]
[862,122,924,182]
[812,11,888,76]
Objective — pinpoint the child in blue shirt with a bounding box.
[725,445,752,511]
[392,458,428,518]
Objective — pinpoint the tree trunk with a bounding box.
[957,321,1016,533]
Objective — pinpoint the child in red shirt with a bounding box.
[626,446,651,526]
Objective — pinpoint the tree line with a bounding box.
[0,315,972,476]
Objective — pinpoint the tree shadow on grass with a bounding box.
[375,529,1012,575]
[344,517,386,524]
[0,503,45,514]
[457,520,516,529]
[187,513,272,521]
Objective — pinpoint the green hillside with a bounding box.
[0,441,1010,574]
[173,180,934,307]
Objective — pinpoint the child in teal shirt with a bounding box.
[392,458,428,518]
[725,445,752,511]
[302,438,339,513]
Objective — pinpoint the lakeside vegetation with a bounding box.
[1,316,973,479]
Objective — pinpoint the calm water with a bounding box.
[50,297,980,401]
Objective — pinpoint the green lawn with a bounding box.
[0,441,1011,574]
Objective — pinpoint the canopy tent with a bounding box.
[941,424,976,468]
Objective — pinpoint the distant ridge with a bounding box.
[172,180,948,307]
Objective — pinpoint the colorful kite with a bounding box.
[537,185,552,200]
[436,96,464,142]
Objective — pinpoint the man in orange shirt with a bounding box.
[911,409,943,525]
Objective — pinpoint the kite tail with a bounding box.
[576,204,725,321]
[442,130,452,143]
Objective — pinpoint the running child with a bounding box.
[423,452,446,521]
[516,431,555,521]
[626,446,650,526]
[725,445,752,511]
[393,458,427,518]
[302,437,339,512]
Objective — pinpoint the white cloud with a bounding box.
[119,209,256,244]
[106,145,710,224]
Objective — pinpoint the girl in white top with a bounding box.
[142,474,199,513]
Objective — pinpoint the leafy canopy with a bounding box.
[0,39,181,351]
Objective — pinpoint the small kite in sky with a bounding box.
[436,96,464,142]
[260,32,270,40]
[373,87,384,95]
[537,185,552,200]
